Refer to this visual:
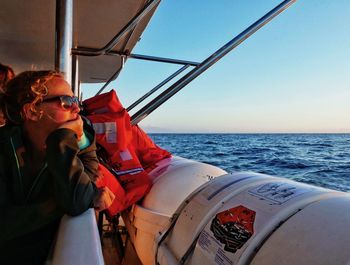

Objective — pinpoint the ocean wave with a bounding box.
[204,140,216,145]
[213,152,228,157]
[151,133,350,192]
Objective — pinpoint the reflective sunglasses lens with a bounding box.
[60,96,80,109]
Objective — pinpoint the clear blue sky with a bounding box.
[83,0,350,133]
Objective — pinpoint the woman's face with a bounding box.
[37,76,80,130]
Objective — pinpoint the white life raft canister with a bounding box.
[124,157,350,265]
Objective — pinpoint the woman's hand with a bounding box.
[58,115,84,140]
[93,187,115,211]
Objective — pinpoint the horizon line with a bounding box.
[146,131,350,134]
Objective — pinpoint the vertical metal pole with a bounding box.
[55,0,73,84]
[72,55,79,95]
[78,81,82,100]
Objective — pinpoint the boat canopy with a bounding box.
[0,0,159,83]
[2,0,297,125]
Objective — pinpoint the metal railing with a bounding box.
[131,0,297,125]
[94,54,199,96]
[127,64,191,111]
[128,53,199,66]
[95,56,126,96]
[72,0,160,56]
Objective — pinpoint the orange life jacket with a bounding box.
[87,110,131,154]
[83,89,124,114]
[86,110,152,215]
[83,90,171,216]
[131,125,171,172]
[95,163,126,216]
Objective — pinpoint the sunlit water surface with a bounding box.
[150,133,350,192]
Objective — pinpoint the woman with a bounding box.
[0,63,15,126]
[0,63,14,90]
[0,71,114,264]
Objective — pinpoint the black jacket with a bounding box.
[0,124,99,264]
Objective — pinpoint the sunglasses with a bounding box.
[42,95,82,110]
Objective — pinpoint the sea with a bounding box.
[149,133,350,192]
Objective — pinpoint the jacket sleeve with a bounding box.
[0,194,60,243]
[45,128,99,216]
[0,127,62,243]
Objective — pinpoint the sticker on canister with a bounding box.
[248,182,313,205]
[210,205,256,253]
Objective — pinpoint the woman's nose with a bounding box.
[71,102,81,113]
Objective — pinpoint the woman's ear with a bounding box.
[22,103,43,121]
